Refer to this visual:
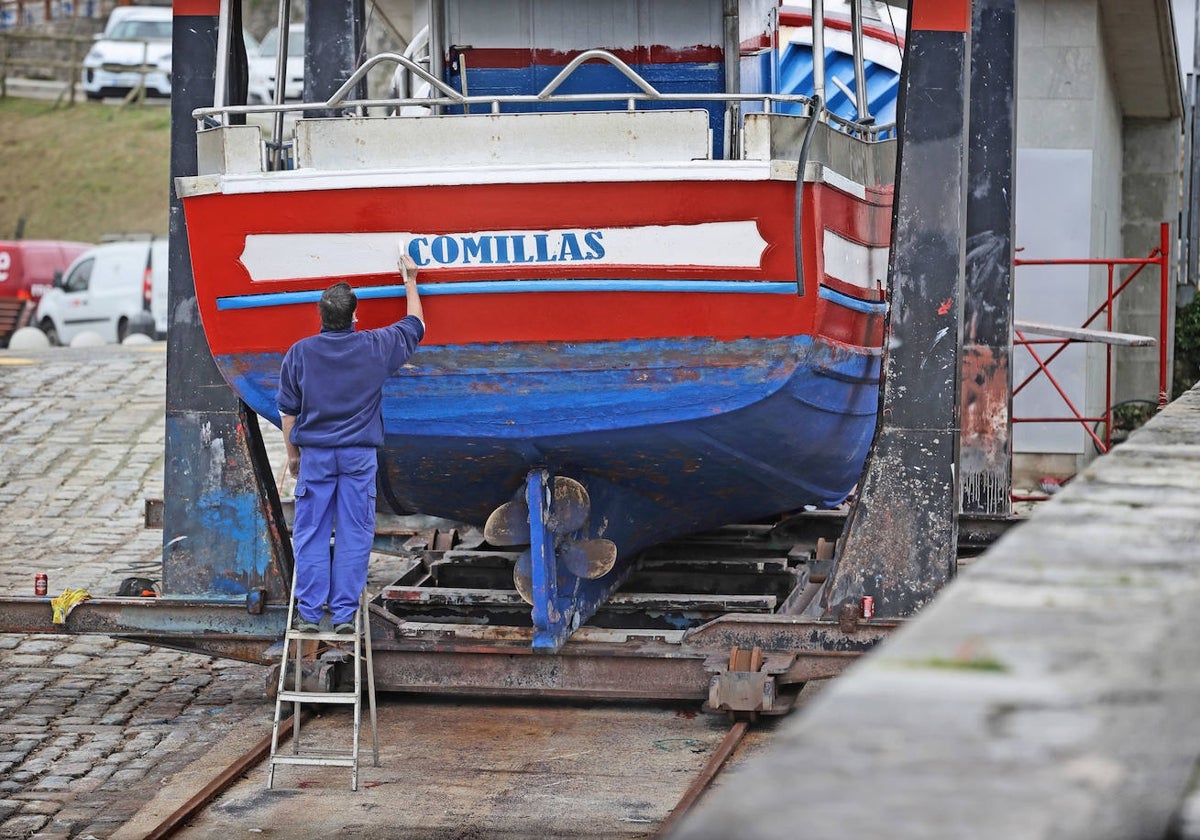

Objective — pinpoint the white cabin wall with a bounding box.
[442,0,723,53]
[739,0,777,45]
[445,0,533,48]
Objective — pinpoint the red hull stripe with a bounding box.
[816,295,885,348]
[821,274,885,302]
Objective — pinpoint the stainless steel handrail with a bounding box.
[191,48,896,144]
[327,51,465,108]
[537,49,661,99]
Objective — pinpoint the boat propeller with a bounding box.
[484,476,616,603]
[512,537,617,604]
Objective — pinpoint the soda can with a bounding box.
[34,574,48,597]
[861,595,874,619]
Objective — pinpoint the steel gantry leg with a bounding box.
[823,0,974,619]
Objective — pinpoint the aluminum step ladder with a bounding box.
[267,584,379,790]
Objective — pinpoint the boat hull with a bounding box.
[180,169,890,561]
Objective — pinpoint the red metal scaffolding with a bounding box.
[1011,222,1170,499]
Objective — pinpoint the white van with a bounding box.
[36,239,168,345]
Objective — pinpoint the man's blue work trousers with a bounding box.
[291,446,377,625]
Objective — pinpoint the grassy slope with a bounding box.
[0,98,170,243]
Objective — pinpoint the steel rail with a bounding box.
[654,720,751,838]
[141,712,309,840]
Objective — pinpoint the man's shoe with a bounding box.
[333,622,355,635]
[293,617,320,633]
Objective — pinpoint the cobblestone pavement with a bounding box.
[0,344,281,840]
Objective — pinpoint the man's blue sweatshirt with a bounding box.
[277,315,425,448]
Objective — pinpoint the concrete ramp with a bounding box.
[673,384,1200,840]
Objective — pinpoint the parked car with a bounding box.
[37,239,168,345]
[0,240,92,304]
[82,6,173,100]
[247,23,305,104]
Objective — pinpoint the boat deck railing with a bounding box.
[192,48,895,170]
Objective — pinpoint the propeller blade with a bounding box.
[559,538,617,580]
[484,499,530,546]
[547,476,590,534]
[513,550,533,604]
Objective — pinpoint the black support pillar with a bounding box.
[165,0,290,601]
[960,0,1016,516]
[823,0,973,619]
[305,0,367,112]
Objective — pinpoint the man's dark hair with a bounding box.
[319,282,357,330]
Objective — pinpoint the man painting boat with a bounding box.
[278,253,425,633]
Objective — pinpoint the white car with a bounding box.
[37,239,168,345]
[82,7,173,100]
[248,24,305,104]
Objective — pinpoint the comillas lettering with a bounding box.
[409,230,605,267]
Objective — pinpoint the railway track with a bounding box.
[131,693,784,838]
[123,511,1008,838]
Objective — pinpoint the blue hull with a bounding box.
[224,333,880,560]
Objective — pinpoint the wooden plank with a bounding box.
[1014,319,1156,346]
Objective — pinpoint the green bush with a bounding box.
[1175,293,1200,397]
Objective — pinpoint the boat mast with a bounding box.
[811,0,825,109]
[723,0,740,159]
[270,0,293,169]
[850,0,872,122]
[428,0,444,115]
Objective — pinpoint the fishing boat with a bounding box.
[176,0,901,647]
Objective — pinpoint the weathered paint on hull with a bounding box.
[217,331,879,559]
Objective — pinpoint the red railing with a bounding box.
[1010,222,1170,499]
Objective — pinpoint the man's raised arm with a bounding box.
[400,253,423,325]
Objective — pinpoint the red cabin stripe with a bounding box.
[777,12,906,48]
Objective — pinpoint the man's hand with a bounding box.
[399,253,418,284]
[287,453,301,478]
[399,249,424,324]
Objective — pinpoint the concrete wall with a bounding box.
[1014,0,1123,466]
[1118,119,1179,404]
[1014,0,1181,476]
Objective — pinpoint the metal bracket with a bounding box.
[708,670,777,715]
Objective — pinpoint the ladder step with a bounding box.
[277,690,359,704]
[269,754,357,768]
[269,583,377,791]
[285,629,361,642]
